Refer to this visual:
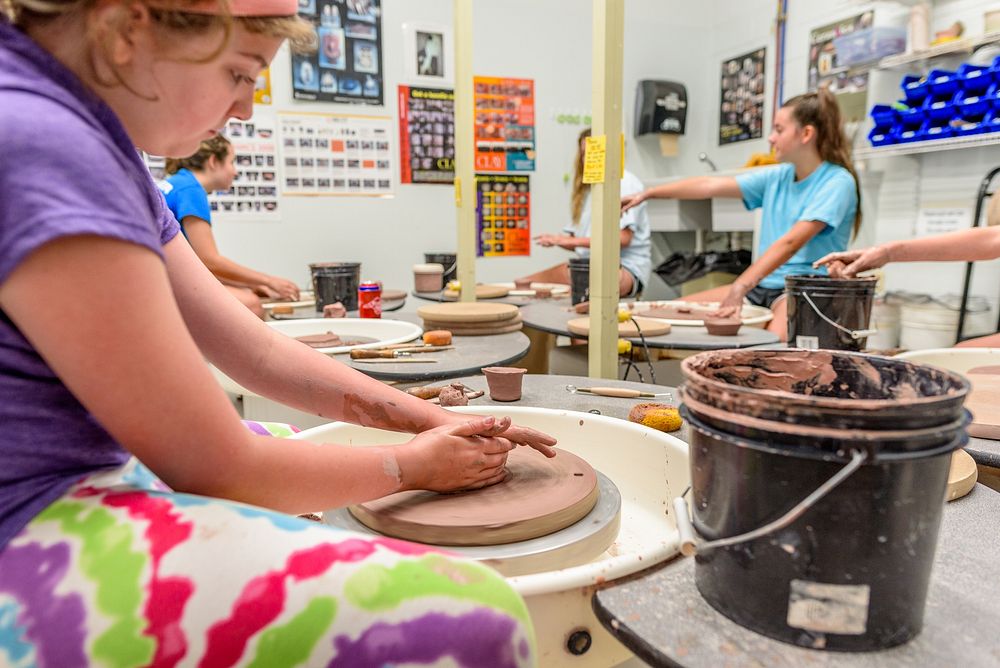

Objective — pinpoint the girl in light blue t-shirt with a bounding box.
[621,88,860,341]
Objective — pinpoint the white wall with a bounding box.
[214,0,717,293]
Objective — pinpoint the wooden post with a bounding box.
[589,0,625,378]
[454,0,476,302]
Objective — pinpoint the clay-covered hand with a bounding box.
[710,282,749,319]
[252,284,279,299]
[398,416,515,492]
[813,246,890,278]
[473,414,558,458]
[534,233,576,249]
[323,302,347,318]
[267,276,301,301]
[621,190,648,214]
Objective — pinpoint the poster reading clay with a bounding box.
[213,117,281,220]
[473,77,535,172]
[293,0,384,105]
[719,48,766,145]
[398,86,455,185]
[278,112,393,197]
[476,174,530,257]
[807,11,872,122]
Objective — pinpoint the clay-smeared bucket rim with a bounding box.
[680,348,970,414]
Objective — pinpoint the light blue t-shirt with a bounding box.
[159,168,211,238]
[563,170,651,288]
[735,161,857,289]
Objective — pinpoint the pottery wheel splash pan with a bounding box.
[348,447,597,546]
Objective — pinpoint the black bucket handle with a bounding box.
[673,449,867,556]
[801,292,878,341]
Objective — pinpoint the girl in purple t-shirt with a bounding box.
[0,0,552,664]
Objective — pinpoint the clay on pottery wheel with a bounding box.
[513,278,533,290]
[438,383,469,407]
[482,366,527,401]
[628,403,683,432]
[703,316,742,336]
[348,447,599,545]
[322,302,346,318]
[533,287,552,299]
[295,331,343,347]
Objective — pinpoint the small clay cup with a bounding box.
[513,278,533,290]
[533,287,552,299]
[413,263,444,292]
[482,366,527,401]
[703,317,742,336]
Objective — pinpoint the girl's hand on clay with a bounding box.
[268,277,301,301]
[814,247,889,278]
[253,284,279,299]
[710,283,749,319]
[620,191,648,214]
[399,416,515,492]
[440,413,558,458]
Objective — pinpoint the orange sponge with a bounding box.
[423,330,452,346]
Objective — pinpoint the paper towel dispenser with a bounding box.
[634,80,688,137]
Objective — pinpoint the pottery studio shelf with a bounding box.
[877,30,1000,71]
[854,132,1000,159]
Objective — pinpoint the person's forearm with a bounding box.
[202,254,274,288]
[736,235,807,290]
[885,226,1000,263]
[643,176,732,200]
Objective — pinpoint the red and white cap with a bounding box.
[175,0,300,17]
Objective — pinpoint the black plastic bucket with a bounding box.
[568,256,590,305]
[424,252,457,286]
[677,350,971,652]
[786,274,877,351]
[310,262,361,311]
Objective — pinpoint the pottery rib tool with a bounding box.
[350,346,452,359]
[566,385,671,399]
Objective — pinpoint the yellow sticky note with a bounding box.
[582,135,607,185]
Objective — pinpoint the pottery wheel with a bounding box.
[348,447,598,546]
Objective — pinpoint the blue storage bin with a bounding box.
[918,118,955,141]
[832,26,906,67]
[923,91,957,121]
[988,55,1000,87]
[957,63,992,95]
[956,88,990,117]
[985,109,1000,134]
[901,75,930,105]
[896,123,922,143]
[870,104,899,127]
[927,69,959,96]
[953,114,988,136]
[868,124,897,147]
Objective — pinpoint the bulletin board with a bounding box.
[476,174,530,257]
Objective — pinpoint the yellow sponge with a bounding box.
[628,403,683,432]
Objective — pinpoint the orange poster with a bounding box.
[473,76,535,172]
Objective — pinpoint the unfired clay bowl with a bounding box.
[482,366,527,401]
[703,317,742,336]
[513,278,533,291]
[533,287,552,299]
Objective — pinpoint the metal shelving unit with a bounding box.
[877,31,1000,71]
[855,133,1000,159]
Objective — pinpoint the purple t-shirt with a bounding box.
[0,21,180,548]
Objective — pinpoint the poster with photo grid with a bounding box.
[398,85,455,184]
[476,174,530,257]
[293,0,384,105]
[473,76,535,172]
[278,112,393,196]
[213,117,280,221]
[719,47,766,145]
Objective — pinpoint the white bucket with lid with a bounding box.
[898,294,993,350]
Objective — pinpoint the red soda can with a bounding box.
[358,281,382,319]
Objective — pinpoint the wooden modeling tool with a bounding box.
[566,385,671,399]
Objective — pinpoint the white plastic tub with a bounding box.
[293,406,689,667]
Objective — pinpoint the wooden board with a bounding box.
[965,370,1000,440]
[420,320,524,336]
[566,315,672,338]
[348,447,598,546]
[947,449,978,501]
[441,284,510,300]
[417,302,519,324]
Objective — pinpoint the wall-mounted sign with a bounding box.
[476,174,530,257]
[398,86,455,184]
[719,47,766,145]
[473,76,535,172]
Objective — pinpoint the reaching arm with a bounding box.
[534,227,633,251]
[0,236,552,515]
[183,217,299,299]
[815,226,1000,277]
[621,176,742,213]
[713,220,826,317]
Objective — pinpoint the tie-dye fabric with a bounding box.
[0,460,535,667]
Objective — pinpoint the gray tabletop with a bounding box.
[592,484,1000,668]
[965,436,1000,467]
[519,300,780,350]
[412,289,537,307]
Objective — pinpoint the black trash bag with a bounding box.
[654,249,751,287]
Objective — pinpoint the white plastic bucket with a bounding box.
[868,298,901,349]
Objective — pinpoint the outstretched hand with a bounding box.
[533,234,577,250]
[621,191,647,214]
[399,416,517,492]
[813,247,889,278]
